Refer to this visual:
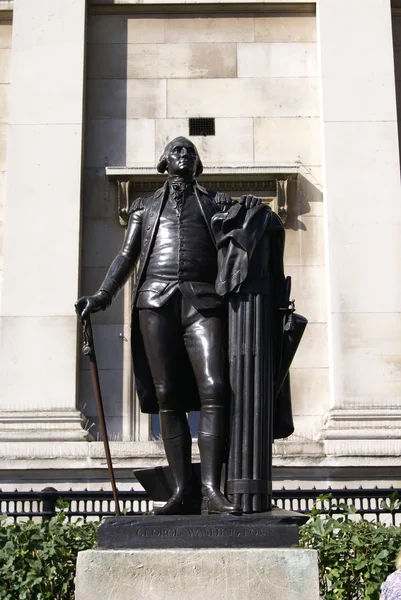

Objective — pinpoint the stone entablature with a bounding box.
[106,165,300,226]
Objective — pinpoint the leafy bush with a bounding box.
[299,494,401,600]
[0,510,97,600]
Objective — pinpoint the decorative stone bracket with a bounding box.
[106,166,300,228]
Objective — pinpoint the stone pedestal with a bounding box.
[76,511,318,599]
[97,510,308,549]
[75,547,319,600]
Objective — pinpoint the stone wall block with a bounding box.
[2,124,83,316]
[164,17,254,42]
[85,119,155,168]
[255,16,316,42]
[320,1,395,80]
[331,313,401,406]
[320,0,397,122]
[298,168,324,217]
[0,124,7,170]
[88,43,237,79]
[393,45,401,81]
[329,222,401,314]
[238,42,317,78]
[0,49,10,82]
[0,316,78,411]
[8,1,86,125]
[126,119,156,166]
[80,267,124,326]
[80,324,124,371]
[291,323,329,369]
[290,368,330,416]
[82,217,124,269]
[0,24,12,49]
[9,44,85,123]
[80,369,124,419]
[322,73,397,121]
[83,168,117,220]
[86,79,167,120]
[284,216,325,267]
[156,117,254,165]
[88,16,165,44]
[324,121,401,218]
[392,17,401,46]
[0,86,8,123]
[285,265,327,323]
[0,171,5,216]
[254,117,321,164]
[167,78,319,118]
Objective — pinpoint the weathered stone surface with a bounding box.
[0,24,12,49]
[167,78,319,118]
[0,124,7,170]
[238,42,317,78]
[0,86,8,123]
[290,368,330,417]
[285,265,327,324]
[155,117,254,166]
[284,215,325,268]
[87,42,237,79]
[254,117,321,165]
[88,16,165,44]
[85,118,155,168]
[255,16,316,42]
[164,17,255,43]
[0,49,10,83]
[86,79,167,120]
[75,548,320,600]
[291,324,328,370]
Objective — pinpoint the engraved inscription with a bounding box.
[134,527,265,538]
[134,528,182,538]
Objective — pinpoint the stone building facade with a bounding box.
[0,0,400,491]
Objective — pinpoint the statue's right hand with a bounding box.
[74,292,109,321]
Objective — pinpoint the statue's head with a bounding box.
[157,137,203,179]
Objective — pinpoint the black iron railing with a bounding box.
[0,487,400,524]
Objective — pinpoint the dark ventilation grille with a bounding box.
[189,118,215,136]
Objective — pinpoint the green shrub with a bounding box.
[299,494,401,600]
[0,511,97,600]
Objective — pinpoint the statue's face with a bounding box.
[166,138,198,178]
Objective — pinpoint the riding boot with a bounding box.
[152,409,193,515]
[198,404,242,516]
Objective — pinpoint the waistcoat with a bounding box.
[145,187,217,284]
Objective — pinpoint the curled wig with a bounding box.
[157,137,203,177]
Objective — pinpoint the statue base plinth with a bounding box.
[75,547,319,600]
[97,508,307,550]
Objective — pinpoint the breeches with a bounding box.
[138,292,228,410]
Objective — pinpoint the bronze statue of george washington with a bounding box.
[75,137,262,516]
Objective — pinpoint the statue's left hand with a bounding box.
[238,195,262,209]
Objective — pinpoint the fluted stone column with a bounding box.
[0,0,90,441]
[317,0,401,454]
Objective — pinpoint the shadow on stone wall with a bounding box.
[78,15,129,441]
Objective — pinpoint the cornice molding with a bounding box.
[89,2,315,16]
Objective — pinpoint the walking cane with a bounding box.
[80,314,121,517]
